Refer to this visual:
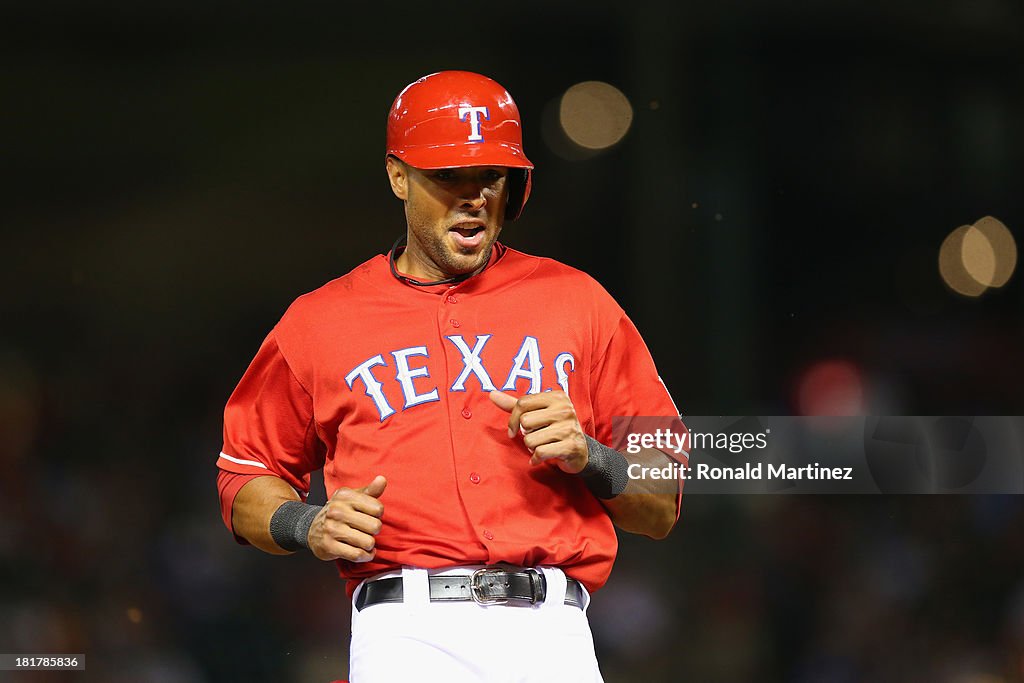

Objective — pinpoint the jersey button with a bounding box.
[450,319,461,328]
[461,408,472,419]
[469,472,481,484]
[483,530,494,541]
[446,295,459,304]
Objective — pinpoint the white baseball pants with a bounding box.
[348,566,604,683]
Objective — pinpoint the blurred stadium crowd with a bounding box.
[2,0,1022,681]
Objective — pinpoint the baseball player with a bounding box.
[216,70,685,682]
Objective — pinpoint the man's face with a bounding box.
[387,158,509,281]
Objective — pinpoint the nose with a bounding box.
[458,183,487,211]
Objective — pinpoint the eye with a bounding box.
[433,169,458,182]
[482,169,505,184]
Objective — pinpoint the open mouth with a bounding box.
[449,224,486,250]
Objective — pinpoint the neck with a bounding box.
[389,235,480,287]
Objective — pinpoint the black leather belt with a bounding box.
[355,568,585,610]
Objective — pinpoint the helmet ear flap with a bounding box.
[505,168,532,221]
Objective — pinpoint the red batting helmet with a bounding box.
[386,71,534,221]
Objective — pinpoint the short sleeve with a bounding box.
[217,330,326,497]
[216,470,264,541]
[590,313,681,438]
[590,313,686,520]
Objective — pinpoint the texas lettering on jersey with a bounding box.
[345,335,576,421]
[218,246,682,595]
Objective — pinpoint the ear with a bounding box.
[385,156,408,200]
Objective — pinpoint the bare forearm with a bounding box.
[601,447,679,539]
[232,475,302,554]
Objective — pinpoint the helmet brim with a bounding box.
[394,142,534,170]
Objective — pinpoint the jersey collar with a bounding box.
[387,235,507,292]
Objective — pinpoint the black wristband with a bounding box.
[581,435,630,499]
[269,500,322,551]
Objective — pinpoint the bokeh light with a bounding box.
[938,217,1017,297]
[939,225,989,297]
[961,224,998,287]
[969,215,1017,288]
[559,81,634,150]
[796,360,865,416]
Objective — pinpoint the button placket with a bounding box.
[443,289,492,550]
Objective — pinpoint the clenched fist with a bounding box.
[489,390,589,474]
[307,475,387,562]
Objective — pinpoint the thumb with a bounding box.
[489,390,518,413]
[358,475,387,499]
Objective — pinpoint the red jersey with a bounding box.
[217,244,681,596]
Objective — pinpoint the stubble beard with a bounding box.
[427,229,496,277]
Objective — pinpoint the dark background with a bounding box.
[2,1,1023,681]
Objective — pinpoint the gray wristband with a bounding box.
[581,435,630,499]
[269,500,322,551]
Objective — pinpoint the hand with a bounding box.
[488,390,589,474]
[307,475,387,563]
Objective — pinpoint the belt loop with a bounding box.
[538,567,567,611]
[401,567,430,611]
[527,568,546,604]
[352,577,368,614]
[578,581,592,612]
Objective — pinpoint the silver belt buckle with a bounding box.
[470,568,509,605]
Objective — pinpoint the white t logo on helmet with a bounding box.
[458,105,490,142]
